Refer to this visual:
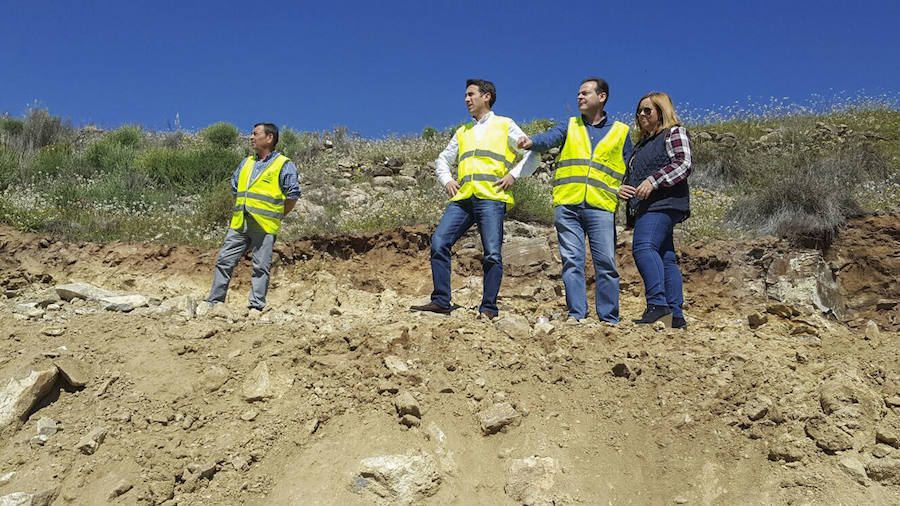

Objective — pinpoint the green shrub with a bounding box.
[200,122,240,148]
[521,118,555,136]
[197,179,235,227]
[508,177,553,224]
[28,143,73,179]
[107,125,143,148]
[84,137,135,171]
[47,177,86,208]
[135,146,241,191]
[278,127,303,158]
[84,169,157,206]
[0,116,24,136]
[421,126,439,140]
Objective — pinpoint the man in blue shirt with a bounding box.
[517,78,633,322]
[206,123,301,311]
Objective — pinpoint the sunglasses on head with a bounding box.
[638,107,655,116]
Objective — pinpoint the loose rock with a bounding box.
[394,391,421,418]
[505,456,558,506]
[478,402,521,435]
[837,456,868,485]
[805,416,853,453]
[53,357,93,388]
[35,417,57,437]
[240,361,293,401]
[199,365,229,393]
[383,355,409,375]
[865,457,900,485]
[75,426,109,455]
[55,282,115,301]
[107,479,133,500]
[0,488,58,506]
[742,397,771,421]
[747,313,768,329]
[99,294,148,312]
[355,454,441,505]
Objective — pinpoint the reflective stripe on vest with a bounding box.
[552,117,629,211]
[230,154,289,234]
[450,115,516,207]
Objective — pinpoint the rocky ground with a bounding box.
[0,213,898,505]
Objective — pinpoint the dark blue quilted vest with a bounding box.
[627,129,690,220]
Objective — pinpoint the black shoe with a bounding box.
[479,310,497,320]
[672,316,687,329]
[632,304,673,325]
[410,302,452,314]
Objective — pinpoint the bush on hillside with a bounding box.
[18,108,72,153]
[0,116,24,137]
[421,126,439,140]
[725,144,891,247]
[690,144,754,190]
[521,118,555,137]
[84,168,155,206]
[200,122,240,148]
[278,127,304,158]
[508,177,553,224]
[135,147,242,191]
[197,179,235,227]
[84,137,135,172]
[107,125,144,148]
[28,143,73,179]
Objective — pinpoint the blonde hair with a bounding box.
[634,92,682,142]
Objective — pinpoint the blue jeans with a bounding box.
[430,198,506,314]
[554,205,618,322]
[632,210,684,318]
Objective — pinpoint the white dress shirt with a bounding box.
[435,111,540,187]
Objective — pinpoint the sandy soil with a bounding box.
[0,215,897,505]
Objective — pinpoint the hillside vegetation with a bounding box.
[0,106,897,247]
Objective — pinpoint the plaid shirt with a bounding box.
[647,126,692,189]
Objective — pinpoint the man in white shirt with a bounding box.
[411,79,537,319]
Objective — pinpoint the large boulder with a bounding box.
[0,366,59,438]
[503,237,553,276]
[765,252,846,318]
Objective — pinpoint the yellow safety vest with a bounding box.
[553,117,629,211]
[230,154,289,234]
[450,114,516,207]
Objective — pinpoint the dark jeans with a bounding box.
[430,197,506,314]
[632,210,684,318]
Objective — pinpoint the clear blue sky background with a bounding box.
[2,0,898,137]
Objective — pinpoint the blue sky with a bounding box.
[2,1,898,137]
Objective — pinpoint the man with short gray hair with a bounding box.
[206,122,301,311]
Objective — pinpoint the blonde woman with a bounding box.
[619,92,692,328]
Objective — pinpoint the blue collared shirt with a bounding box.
[230,150,302,199]
[529,114,633,162]
[528,114,633,209]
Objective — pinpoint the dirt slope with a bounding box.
[0,215,898,505]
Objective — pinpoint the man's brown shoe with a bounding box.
[410,302,452,314]
[479,311,497,320]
